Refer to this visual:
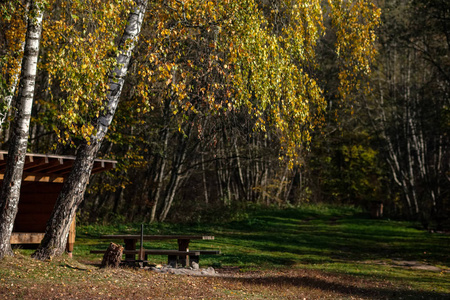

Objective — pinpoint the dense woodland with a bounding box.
[0,0,449,259]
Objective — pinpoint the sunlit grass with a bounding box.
[10,204,450,297]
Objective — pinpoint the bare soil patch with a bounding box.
[1,256,448,299]
[362,259,446,272]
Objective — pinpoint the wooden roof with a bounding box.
[0,151,116,183]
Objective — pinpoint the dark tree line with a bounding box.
[369,0,450,227]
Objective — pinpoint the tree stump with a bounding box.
[101,242,123,268]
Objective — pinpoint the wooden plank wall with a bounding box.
[11,181,64,232]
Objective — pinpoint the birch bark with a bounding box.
[32,0,148,260]
[0,1,30,132]
[0,0,43,259]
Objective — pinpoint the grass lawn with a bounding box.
[1,205,449,299]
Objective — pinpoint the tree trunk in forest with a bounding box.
[234,142,245,201]
[149,156,166,222]
[112,187,124,214]
[0,0,43,259]
[32,0,148,260]
[159,128,191,222]
[216,159,224,203]
[276,165,289,202]
[149,127,169,223]
[201,154,209,204]
[369,1,450,221]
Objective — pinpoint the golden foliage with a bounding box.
[2,0,380,165]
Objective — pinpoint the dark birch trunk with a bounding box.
[32,0,148,260]
[112,187,124,214]
[216,159,224,202]
[201,154,209,204]
[0,0,43,259]
[149,131,169,223]
[159,128,191,222]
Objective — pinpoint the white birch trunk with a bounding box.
[32,0,148,260]
[0,1,30,132]
[0,0,43,259]
[150,129,169,223]
[201,153,209,204]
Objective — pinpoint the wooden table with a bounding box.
[100,235,216,266]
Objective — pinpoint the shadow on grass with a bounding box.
[77,206,450,296]
[221,273,450,300]
[216,210,450,268]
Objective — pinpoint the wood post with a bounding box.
[66,217,76,257]
[177,239,190,267]
[139,224,145,261]
[124,239,137,261]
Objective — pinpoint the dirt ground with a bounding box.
[1,262,447,300]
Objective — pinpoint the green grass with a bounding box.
[13,204,450,298]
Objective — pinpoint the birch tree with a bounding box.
[369,0,449,224]
[0,1,29,132]
[32,0,148,260]
[82,0,380,221]
[0,0,44,259]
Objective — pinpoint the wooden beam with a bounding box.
[41,160,74,174]
[0,151,117,176]
[22,174,65,183]
[0,172,65,183]
[0,150,76,161]
[22,157,48,171]
[25,157,63,173]
[100,235,215,240]
[10,233,45,244]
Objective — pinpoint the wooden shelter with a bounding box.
[0,151,116,255]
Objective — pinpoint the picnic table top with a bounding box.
[100,234,215,240]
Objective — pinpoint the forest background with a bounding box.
[0,0,449,234]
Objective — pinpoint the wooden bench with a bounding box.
[90,249,220,256]
[90,249,220,266]
[92,233,219,267]
[90,249,198,266]
[10,233,45,244]
[186,250,221,264]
